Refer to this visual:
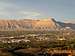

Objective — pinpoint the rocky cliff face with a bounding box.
[0,18,74,31]
[0,18,58,31]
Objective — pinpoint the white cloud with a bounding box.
[0,0,16,15]
[18,11,41,18]
[0,0,42,19]
[64,19,75,23]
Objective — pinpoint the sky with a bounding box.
[0,0,75,22]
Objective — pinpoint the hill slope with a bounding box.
[0,18,57,31]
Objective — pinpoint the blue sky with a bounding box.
[0,0,75,22]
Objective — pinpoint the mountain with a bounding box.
[0,18,74,31]
[57,22,75,30]
[0,18,58,31]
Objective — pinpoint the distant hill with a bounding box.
[57,22,75,29]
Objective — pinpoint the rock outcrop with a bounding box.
[0,18,57,31]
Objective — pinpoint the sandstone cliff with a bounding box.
[0,18,58,31]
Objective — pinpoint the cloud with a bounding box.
[0,0,17,16]
[0,0,42,19]
[18,11,41,18]
[64,19,75,23]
